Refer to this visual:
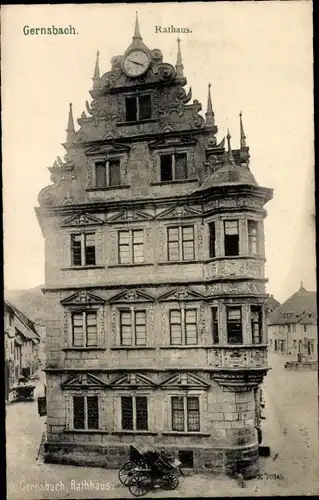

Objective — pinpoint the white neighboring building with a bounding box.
[268,283,317,360]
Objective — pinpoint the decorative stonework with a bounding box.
[109,372,157,389]
[107,209,154,223]
[210,368,268,392]
[156,205,202,220]
[207,280,265,296]
[160,372,209,390]
[61,372,108,390]
[208,347,267,369]
[158,287,206,302]
[61,213,104,227]
[109,289,156,304]
[204,197,264,213]
[61,291,105,306]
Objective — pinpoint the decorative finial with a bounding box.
[133,11,142,39]
[66,103,75,142]
[176,37,184,78]
[205,83,215,126]
[240,111,247,149]
[92,50,100,89]
[227,128,235,162]
[300,280,304,289]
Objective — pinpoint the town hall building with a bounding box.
[36,15,273,478]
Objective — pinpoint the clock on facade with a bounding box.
[123,50,151,77]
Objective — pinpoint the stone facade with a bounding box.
[36,16,273,478]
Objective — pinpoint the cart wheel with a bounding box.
[161,472,179,490]
[118,461,137,486]
[128,471,152,497]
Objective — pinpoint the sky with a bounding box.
[2,2,315,303]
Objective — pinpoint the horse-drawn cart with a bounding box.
[11,380,35,401]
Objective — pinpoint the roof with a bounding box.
[266,295,281,312]
[268,284,317,326]
[4,300,40,340]
[196,162,258,192]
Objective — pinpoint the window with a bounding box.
[303,325,307,333]
[118,230,144,264]
[125,94,151,122]
[95,159,121,187]
[251,306,263,344]
[167,226,195,261]
[121,396,148,430]
[292,324,296,332]
[226,307,243,344]
[248,220,258,255]
[171,396,200,432]
[120,310,147,346]
[169,309,197,345]
[71,311,98,347]
[209,222,216,258]
[160,153,188,182]
[73,395,99,430]
[211,307,219,344]
[71,233,96,266]
[224,220,239,256]
[274,339,277,351]
[287,324,291,333]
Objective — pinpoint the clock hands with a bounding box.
[128,59,145,67]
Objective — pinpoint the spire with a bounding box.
[176,37,184,78]
[133,11,142,40]
[226,129,235,163]
[205,83,215,126]
[240,111,247,149]
[66,103,75,142]
[92,50,100,89]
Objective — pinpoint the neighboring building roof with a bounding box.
[268,284,317,326]
[4,300,40,340]
[266,295,281,312]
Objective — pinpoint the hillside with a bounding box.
[5,285,48,322]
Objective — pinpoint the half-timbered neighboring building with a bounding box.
[36,15,273,477]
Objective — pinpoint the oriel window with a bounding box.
[226,306,243,344]
[125,94,152,122]
[167,226,195,261]
[209,221,216,258]
[171,396,200,432]
[118,230,144,264]
[71,233,96,266]
[73,395,99,430]
[121,396,148,431]
[251,306,263,344]
[160,153,188,182]
[95,159,121,187]
[71,311,98,347]
[248,220,258,255]
[224,220,239,256]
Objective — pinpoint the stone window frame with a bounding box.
[117,227,145,265]
[118,307,148,347]
[63,226,103,269]
[156,147,192,184]
[89,153,126,189]
[163,303,202,347]
[169,307,198,346]
[113,305,151,348]
[123,90,153,123]
[165,223,197,262]
[64,303,105,349]
[245,215,263,257]
[64,391,106,432]
[113,390,153,433]
[166,391,205,434]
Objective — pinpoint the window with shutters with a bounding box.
[248,220,258,255]
[71,233,96,266]
[226,306,243,344]
[224,220,239,256]
[251,305,263,344]
[208,221,216,258]
[73,395,99,430]
[121,396,148,431]
[211,307,219,344]
[169,308,198,345]
[120,309,147,346]
[160,152,188,182]
[171,396,200,432]
[167,226,195,261]
[71,311,98,347]
[125,94,152,122]
[118,230,144,264]
[94,158,121,188]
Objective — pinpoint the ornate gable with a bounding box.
[109,289,155,304]
[160,372,209,390]
[61,213,104,227]
[61,291,105,306]
[85,142,131,155]
[61,373,108,390]
[156,205,202,220]
[148,133,197,150]
[158,287,206,302]
[109,373,157,390]
[107,210,154,224]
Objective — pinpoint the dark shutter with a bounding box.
[212,307,219,344]
[175,153,188,180]
[139,95,152,120]
[95,161,107,187]
[71,234,82,265]
[85,233,96,265]
[125,97,137,122]
[160,155,173,182]
[209,222,216,258]
[73,396,85,429]
[109,159,121,186]
[121,396,133,430]
[136,396,148,430]
[87,396,99,429]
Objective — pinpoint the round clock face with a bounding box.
[123,50,150,77]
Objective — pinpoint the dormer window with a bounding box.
[160,153,188,182]
[125,94,151,122]
[95,159,121,187]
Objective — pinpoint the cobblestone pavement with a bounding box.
[6,358,319,499]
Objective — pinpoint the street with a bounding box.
[6,356,318,499]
